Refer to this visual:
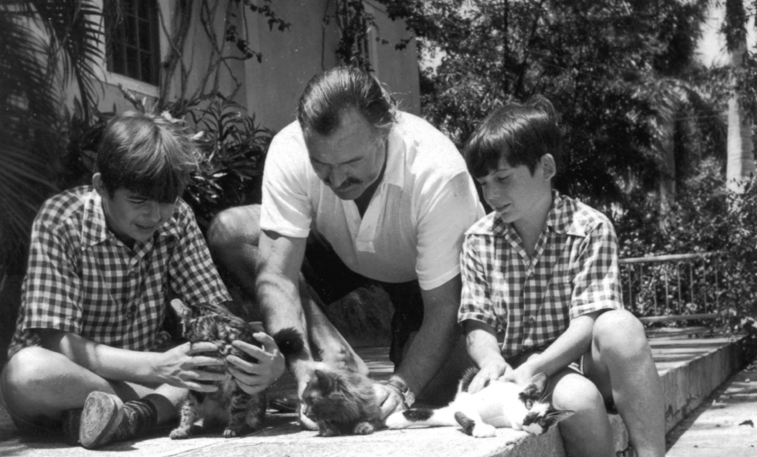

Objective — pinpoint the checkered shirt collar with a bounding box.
[487,191,587,239]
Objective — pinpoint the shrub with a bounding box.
[614,158,757,329]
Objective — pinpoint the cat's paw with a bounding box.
[315,419,342,437]
[318,427,340,437]
[223,425,249,438]
[169,427,192,440]
[472,423,496,438]
[384,412,403,429]
[353,422,375,435]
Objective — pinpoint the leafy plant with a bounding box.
[182,96,273,232]
[615,158,757,328]
[0,1,103,276]
[377,0,727,215]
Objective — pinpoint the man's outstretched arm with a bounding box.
[378,274,462,416]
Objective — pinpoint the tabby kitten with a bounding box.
[386,369,574,437]
[274,330,382,437]
[168,300,266,439]
[302,367,383,436]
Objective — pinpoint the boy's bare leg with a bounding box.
[585,309,666,457]
[1,346,183,425]
[545,366,616,457]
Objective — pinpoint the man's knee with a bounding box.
[593,309,648,357]
[207,204,262,256]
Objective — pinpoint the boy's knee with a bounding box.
[552,373,605,414]
[593,309,647,356]
[207,205,261,255]
[3,347,52,388]
[2,347,62,413]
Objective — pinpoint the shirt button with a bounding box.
[523,337,534,348]
[126,312,134,320]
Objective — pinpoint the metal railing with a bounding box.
[618,252,725,325]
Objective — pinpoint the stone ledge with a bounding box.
[0,336,746,457]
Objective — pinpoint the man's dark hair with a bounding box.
[96,112,197,203]
[464,95,561,179]
[297,66,396,138]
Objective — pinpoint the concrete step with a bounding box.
[665,361,757,456]
[0,336,747,457]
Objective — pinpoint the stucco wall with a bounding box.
[241,0,420,132]
[86,1,419,133]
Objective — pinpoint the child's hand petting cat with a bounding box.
[499,362,537,386]
[226,332,286,395]
[468,359,510,394]
[157,341,227,392]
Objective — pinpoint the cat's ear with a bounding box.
[313,370,333,389]
[170,299,194,322]
[522,372,549,398]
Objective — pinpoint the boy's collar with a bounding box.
[546,191,586,237]
[82,190,109,247]
[480,191,586,238]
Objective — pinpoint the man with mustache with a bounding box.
[209,66,483,427]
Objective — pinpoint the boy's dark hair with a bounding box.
[297,66,396,139]
[96,112,197,203]
[464,95,560,179]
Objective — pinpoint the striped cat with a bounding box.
[386,369,574,437]
[168,300,284,439]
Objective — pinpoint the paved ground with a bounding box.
[666,361,757,456]
[1,336,754,457]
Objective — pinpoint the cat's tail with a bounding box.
[272,327,305,358]
[385,407,457,429]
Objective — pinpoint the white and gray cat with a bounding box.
[386,368,574,437]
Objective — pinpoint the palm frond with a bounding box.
[0,4,63,267]
[29,0,105,120]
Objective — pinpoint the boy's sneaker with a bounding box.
[61,408,82,445]
[78,392,157,449]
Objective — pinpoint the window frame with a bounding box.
[93,0,166,97]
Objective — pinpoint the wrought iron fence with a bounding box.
[618,252,725,326]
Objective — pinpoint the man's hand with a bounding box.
[226,332,286,395]
[376,382,407,419]
[468,359,510,394]
[289,360,319,431]
[157,342,226,392]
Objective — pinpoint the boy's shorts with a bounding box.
[504,344,617,413]
[505,344,583,373]
[302,229,424,367]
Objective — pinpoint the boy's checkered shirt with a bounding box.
[8,186,231,359]
[459,192,623,359]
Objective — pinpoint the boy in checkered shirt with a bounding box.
[0,112,285,449]
[458,97,664,457]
